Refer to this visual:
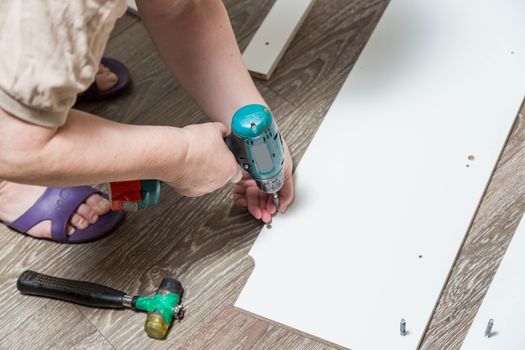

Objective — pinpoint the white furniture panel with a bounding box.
[235,0,525,349]
[242,0,315,79]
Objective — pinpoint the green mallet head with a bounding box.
[134,277,184,339]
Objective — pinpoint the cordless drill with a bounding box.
[108,104,285,211]
[17,270,184,340]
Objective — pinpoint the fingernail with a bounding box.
[99,199,109,210]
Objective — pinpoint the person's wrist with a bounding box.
[148,126,189,184]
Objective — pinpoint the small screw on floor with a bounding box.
[400,318,407,336]
[485,319,494,338]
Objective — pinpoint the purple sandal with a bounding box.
[6,187,125,244]
[75,57,131,104]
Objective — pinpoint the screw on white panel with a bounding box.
[400,318,407,336]
[485,319,494,338]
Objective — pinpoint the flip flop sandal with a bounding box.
[5,186,125,244]
[75,57,131,104]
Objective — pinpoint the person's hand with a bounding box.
[165,122,243,197]
[232,140,294,223]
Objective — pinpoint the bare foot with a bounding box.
[0,181,111,238]
[95,63,119,92]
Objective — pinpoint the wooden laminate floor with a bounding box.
[0,1,523,349]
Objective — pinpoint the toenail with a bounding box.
[98,199,109,209]
[78,218,87,228]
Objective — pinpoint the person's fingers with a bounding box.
[218,122,241,184]
[233,193,245,200]
[259,191,273,223]
[234,198,248,207]
[240,178,257,187]
[261,211,273,223]
[246,186,262,219]
[232,184,246,195]
[215,122,229,138]
[266,195,276,214]
[230,166,243,184]
[259,190,267,210]
[278,173,295,213]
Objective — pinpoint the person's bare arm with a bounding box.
[0,107,240,196]
[136,0,264,127]
[137,0,295,219]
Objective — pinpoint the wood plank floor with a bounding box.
[0,1,523,349]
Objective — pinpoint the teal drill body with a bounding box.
[225,104,285,208]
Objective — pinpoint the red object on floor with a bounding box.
[108,180,143,211]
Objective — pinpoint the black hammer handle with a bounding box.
[17,270,127,309]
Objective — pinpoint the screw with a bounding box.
[400,318,407,336]
[174,304,185,320]
[485,319,494,338]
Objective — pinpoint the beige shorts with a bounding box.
[0,0,127,127]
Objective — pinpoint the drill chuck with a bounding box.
[256,168,284,194]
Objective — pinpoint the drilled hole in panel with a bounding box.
[468,155,475,161]
[265,42,269,46]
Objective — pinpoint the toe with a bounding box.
[76,203,99,224]
[99,63,110,73]
[86,194,111,215]
[95,71,118,92]
[70,213,88,230]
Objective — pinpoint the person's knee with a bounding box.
[138,0,207,19]
[0,108,56,180]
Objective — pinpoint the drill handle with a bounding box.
[17,270,128,309]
